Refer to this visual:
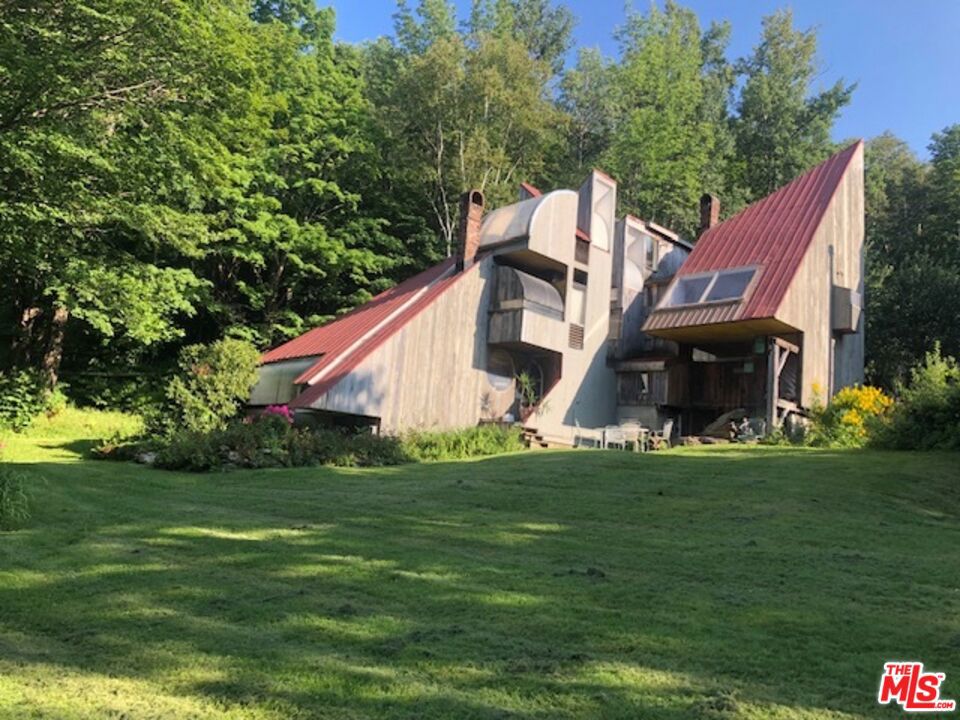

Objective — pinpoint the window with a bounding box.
[644,234,656,270]
[670,276,712,306]
[486,350,515,392]
[575,238,590,264]
[617,371,651,405]
[664,267,756,308]
[704,268,754,302]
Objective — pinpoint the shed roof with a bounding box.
[260,257,475,407]
[644,141,862,335]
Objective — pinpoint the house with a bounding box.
[640,141,865,434]
[251,142,864,442]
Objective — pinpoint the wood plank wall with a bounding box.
[777,144,865,405]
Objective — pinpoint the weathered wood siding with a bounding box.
[306,171,625,441]
[311,259,514,432]
[777,143,865,405]
[689,360,766,410]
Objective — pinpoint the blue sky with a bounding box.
[322,0,960,159]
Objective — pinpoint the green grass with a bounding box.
[0,411,958,719]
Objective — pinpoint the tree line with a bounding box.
[0,0,956,403]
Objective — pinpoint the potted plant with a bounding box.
[516,371,538,423]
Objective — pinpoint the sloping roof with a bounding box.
[644,142,862,334]
[519,181,542,198]
[260,257,474,407]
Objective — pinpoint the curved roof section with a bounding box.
[479,190,577,248]
[645,141,862,334]
[502,267,564,315]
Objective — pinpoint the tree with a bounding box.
[203,2,401,344]
[698,20,746,216]
[733,9,855,199]
[0,0,260,384]
[599,1,723,235]
[925,125,960,264]
[366,1,562,257]
[467,0,575,76]
[394,0,458,54]
[0,0,399,390]
[864,129,960,388]
[557,48,617,181]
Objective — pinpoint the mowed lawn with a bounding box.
[1,417,959,719]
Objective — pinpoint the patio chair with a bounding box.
[650,419,674,450]
[603,425,627,450]
[618,420,649,453]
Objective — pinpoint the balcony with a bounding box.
[488,265,566,351]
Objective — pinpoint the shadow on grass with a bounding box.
[1,448,957,718]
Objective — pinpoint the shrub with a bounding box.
[154,338,261,435]
[806,385,893,448]
[873,345,960,451]
[0,370,65,432]
[144,420,524,472]
[261,404,294,424]
[401,424,525,461]
[153,416,411,472]
[0,462,30,530]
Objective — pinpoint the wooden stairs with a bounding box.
[520,426,569,449]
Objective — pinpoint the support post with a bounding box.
[767,338,778,430]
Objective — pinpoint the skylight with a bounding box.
[663,267,756,308]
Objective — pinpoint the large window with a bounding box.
[670,275,713,305]
[664,267,756,308]
[704,268,754,301]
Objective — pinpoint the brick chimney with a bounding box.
[457,189,485,271]
[699,193,720,237]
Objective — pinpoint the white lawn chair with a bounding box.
[604,425,627,450]
[618,420,647,453]
[650,419,674,450]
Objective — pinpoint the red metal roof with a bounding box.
[519,181,542,198]
[262,258,455,365]
[646,142,862,332]
[258,257,481,409]
[261,258,461,402]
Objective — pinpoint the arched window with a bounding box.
[486,350,515,392]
